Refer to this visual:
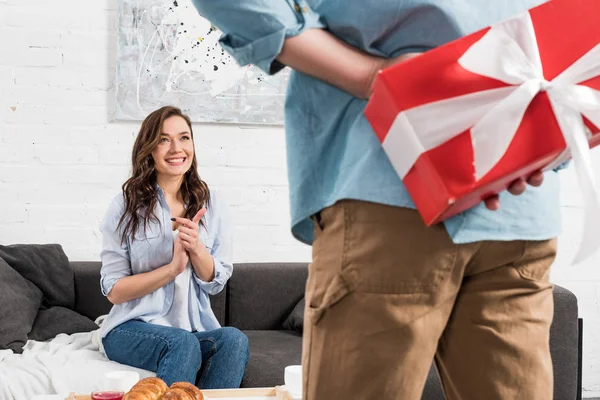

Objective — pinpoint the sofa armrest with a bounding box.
[551,284,579,400]
[71,261,112,321]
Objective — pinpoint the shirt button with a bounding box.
[294,3,301,12]
[302,6,309,12]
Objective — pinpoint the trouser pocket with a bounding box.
[306,204,352,325]
[512,238,557,282]
[307,273,352,325]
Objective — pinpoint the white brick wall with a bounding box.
[0,0,598,397]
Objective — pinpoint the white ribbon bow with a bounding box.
[383,12,600,263]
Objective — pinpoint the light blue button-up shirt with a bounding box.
[99,188,232,338]
[192,0,563,245]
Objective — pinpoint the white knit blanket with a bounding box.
[0,323,153,400]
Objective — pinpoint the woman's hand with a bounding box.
[173,208,215,282]
[169,236,190,278]
[484,171,545,210]
[172,208,207,256]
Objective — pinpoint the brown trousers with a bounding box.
[302,200,556,400]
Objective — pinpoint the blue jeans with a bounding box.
[103,320,249,388]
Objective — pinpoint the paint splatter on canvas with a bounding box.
[115,0,288,124]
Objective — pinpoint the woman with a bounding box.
[99,106,249,388]
[190,2,561,400]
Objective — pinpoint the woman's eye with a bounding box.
[181,135,190,141]
[160,138,169,143]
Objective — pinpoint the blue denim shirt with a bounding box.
[192,0,562,245]
[99,188,233,338]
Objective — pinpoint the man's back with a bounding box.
[280,0,561,244]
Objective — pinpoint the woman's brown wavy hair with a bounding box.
[118,106,210,243]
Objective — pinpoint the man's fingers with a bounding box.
[507,178,527,195]
[484,171,544,211]
[527,171,544,187]
[484,195,500,211]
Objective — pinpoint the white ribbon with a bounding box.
[382,12,600,263]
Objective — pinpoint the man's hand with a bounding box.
[484,171,545,210]
[365,52,422,98]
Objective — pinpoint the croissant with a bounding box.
[123,377,169,400]
[168,382,204,400]
[123,377,204,400]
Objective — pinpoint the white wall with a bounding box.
[0,0,598,396]
[0,0,312,264]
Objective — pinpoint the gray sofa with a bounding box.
[72,262,582,399]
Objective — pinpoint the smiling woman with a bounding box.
[97,106,249,389]
[117,107,209,246]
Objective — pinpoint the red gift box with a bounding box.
[365,0,600,235]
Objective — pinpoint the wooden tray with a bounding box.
[70,386,294,400]
[203,387,293,399]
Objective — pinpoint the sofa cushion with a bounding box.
[28,306,99,341]
[241,330,444,398]
[0,257,43,353]
[282,297,304,334]
[228,263,308,330]
[0,244,74,308]
[241,330,303,388]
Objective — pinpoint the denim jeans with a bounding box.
[103,320,250,388]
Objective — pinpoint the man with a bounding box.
[191,1,561,399]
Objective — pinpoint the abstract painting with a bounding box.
[115,0,289,125]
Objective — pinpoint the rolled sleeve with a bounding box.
[193,193,234,295]
[99,195,132,296]
[194,257,231,296]
[191,0,324,74]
